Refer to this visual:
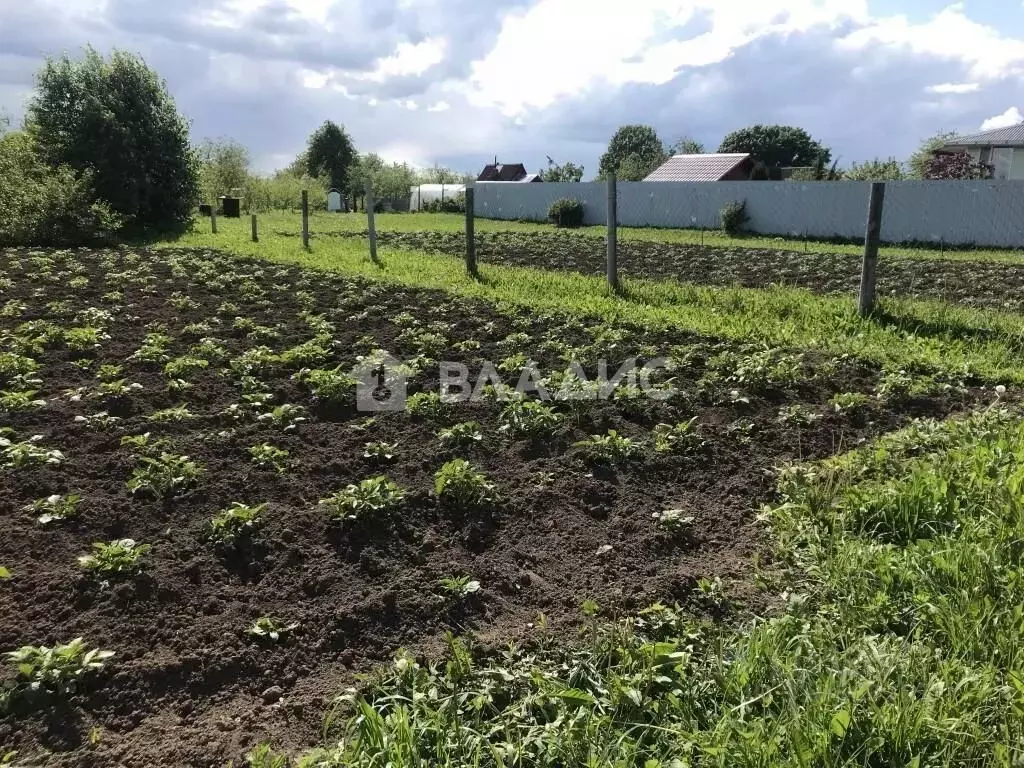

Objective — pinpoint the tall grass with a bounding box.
[159,218,1024,383]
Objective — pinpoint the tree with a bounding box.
[540,157,584,182]
[845,158,905,181]
[196,138,251,203]
[305,121,356,190]
[418,164,467,184]
[668,136,704,155]
[924,151,989,180]
[719,124,830,169]
[907,131,958,179]
[26,47,198,234]
[598,125,667,180]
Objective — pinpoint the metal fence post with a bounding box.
[607,173,618,291]
[301,190,310,249]
[465,185,477,276]
[365,182,378,264]
[858,182,886,317]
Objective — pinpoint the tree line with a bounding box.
[585,123,987,182]
[0,46,992,247]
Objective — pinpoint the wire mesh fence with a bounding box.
[204,178,1024,314]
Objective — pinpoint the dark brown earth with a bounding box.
[312,229,1024,311]
[0,246,991,766]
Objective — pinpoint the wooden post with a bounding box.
[365,182,378,263]
[210,206,217,235]
[465,186,477,276]
[857,182,886,317]
[301,190,310,249]
[250,214,258,243]
[606,173,618,291]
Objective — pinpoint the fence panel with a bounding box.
[473,180,1024,247]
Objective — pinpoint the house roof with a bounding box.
[644,153,751,182]
[477,162,529,181]
[942,123,1024,148]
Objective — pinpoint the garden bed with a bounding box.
[0,246,994,765]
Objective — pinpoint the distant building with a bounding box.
[476,161,542,183]
[939,124,1024,179]
[644,153,755,182]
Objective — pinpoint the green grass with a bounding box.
[160,218,1024,384]
[243,210,1024,265]
[247,406,1024,766]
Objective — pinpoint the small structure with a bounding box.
[327,188,343,212]
[476,161,542,183]
[644,153,754,182]
[938,123,1024,179]
[409,184,466,211]
[218,195,241,218]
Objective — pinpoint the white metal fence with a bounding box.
[472,180,1024,248]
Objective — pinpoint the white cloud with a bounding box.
[981,106,1024,130]
[926,82,980,94]
[427,100,451,112]
[352,38,447,82]
[464,0,869,116]
[837,5,1024,80]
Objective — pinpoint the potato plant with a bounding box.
[78,539,150,577]
[127,453,202,497]
[5,638,113,698]
[319,477,406,522]
[434,460,496,508]
[208,502,265,546]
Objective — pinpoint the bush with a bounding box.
[719,200,749,235]
[0,131,122,246]
[243,174,328,213]
[422,193,465,214]
[548,198,584,228]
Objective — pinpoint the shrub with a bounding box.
[422,193,466,214]
[0,131,122,246]
[720,200,749,235]
[548,198,584,228]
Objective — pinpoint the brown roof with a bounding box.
[644,153,752,181]
[477,163,529,181]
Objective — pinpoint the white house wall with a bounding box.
[472,180,1024,247]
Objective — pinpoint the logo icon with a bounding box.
[351,350,410,412]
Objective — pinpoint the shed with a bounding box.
[644,153,754,182]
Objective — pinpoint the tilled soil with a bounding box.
[0,246,991,766]
[316,229,1024,311]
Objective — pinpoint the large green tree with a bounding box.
[598,125,667,180]
[668,136,705,155]
[719,124,830,169]
[540,157,584,182]
[26,47,198,234]
[845,158,905,181]
[196,138,251,203]
[305,121,356,190]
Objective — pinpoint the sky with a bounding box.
[1,0,1024,177]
